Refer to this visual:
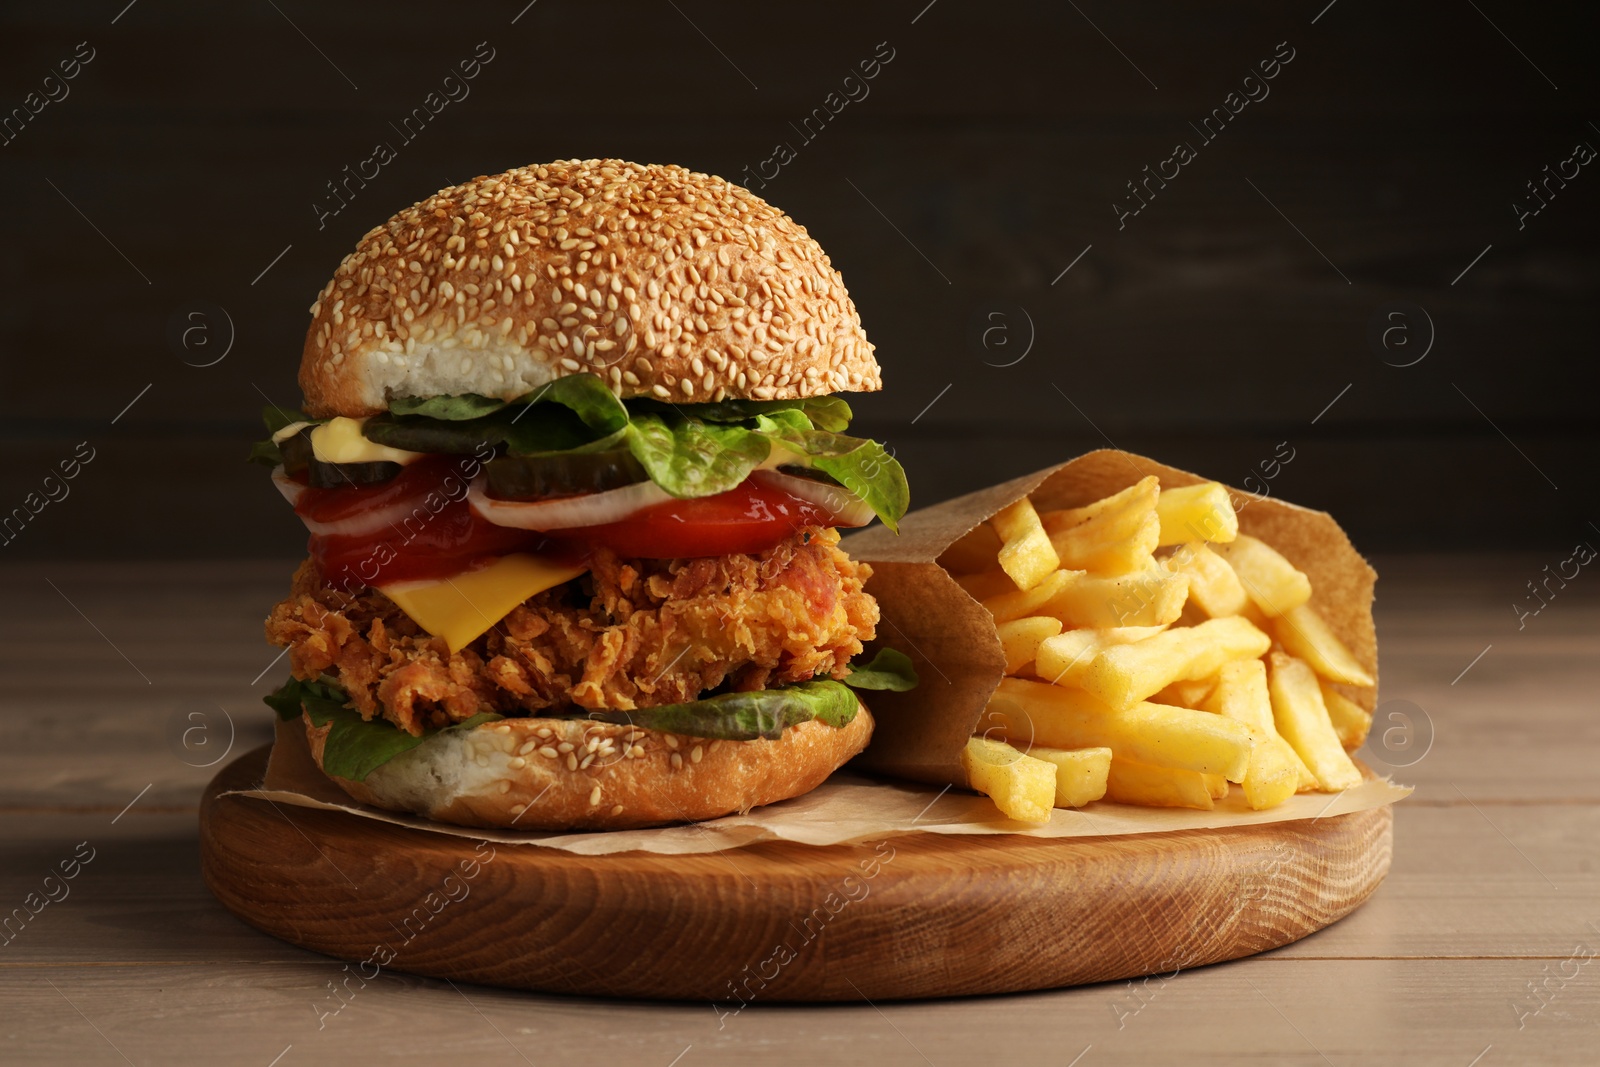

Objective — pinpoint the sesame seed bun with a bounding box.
[301,699,874,831]
[299,159,882,418]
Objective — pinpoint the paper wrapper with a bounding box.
[222,716,1407,855]
[223,448,1405,857]
[842,448,1381,789]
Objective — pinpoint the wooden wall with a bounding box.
[1,1,1595,557]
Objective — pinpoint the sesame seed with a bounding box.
[610,804,624,816]
[690,745,704,764]
[670,753,684,771]
[539,745,558,759]
[557,742,575,754]
[664,734,679,749]
[566,753,579,771]
[589,786,602,807]
[510,757,527,769]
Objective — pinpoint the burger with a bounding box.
[252,160,914,830]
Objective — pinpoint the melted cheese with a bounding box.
[271,417,423,466]
[379,553,587,653]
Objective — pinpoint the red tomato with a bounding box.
[290,459,859,589]
[559,476,852,558]
[293,456,558,588]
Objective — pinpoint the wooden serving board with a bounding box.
[200,747,1392,1001]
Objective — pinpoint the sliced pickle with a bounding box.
[278,429,400,488]
[486,449,647,500]
[774,463,838,485]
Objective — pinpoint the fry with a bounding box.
[1028,745,1112,808]
[1033,625,1168,688]
[1267,653,1362,791]
[1041,568,1190,628]
[1151,676,1217,709]
[996,616,1064,674]
[1156,481,1239,546]
[1167,542,1250,618]
[1320,681,1374,750]
[1205,658,1315,790]
[1105,758,1215,810]
[1272,603,1376,687]
[1216,534,1312,617]
[984,678,1253,782]
[1041,476,1161,575]
[938,523,1004,575]
[990,498,1061,592]
[1239,740,1300,810]
[1078,615,1271,710]
[982,568,1076,623]
[962,736,1056,824]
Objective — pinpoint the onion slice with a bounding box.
[271,466,431,538]
[751,469,877,528]
[467,476,677,530]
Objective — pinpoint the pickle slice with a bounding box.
[277,429,401,488]
[485,449,648,500]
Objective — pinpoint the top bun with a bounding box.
[299,159,882,417]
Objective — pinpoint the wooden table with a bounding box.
[3,555,1596,1065]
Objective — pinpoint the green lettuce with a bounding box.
[249,373,909,529]
[842,647,919,691]
[266,675,502,782]
[264,648,917,780]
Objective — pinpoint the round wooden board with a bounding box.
[200,746,1392,1002]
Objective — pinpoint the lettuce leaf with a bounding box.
[623,413,773,498]
[264,675,503,782]
[262,646,916,778]
[250,373,909,529]
[582,680,860,740]
[842,647,919,691]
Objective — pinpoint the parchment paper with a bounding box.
[222,716,1408,855]
[843,449,1379,788]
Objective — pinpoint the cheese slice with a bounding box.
[272,416,425,466]
[379,553,586,653]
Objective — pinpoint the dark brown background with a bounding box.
[2,0,1595,558]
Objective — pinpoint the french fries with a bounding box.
[1155,481,1239,546]
[985,679,1254,782]
[1167,543,1250,619]
[1215,535,1311,617]
[1042,568,1189,628]
[990,498,1061,592]
[1077,616,1271,710]
[956,475,1376,820]
[1041,476,1161,574]
[1272,603,1376,687]
[1029,745,1112,808]
[1320,681,1374,750]
[1267,653,1362,791]
[1106,758,1216,810]
[996,616,1064,674]
[1034,625,1168,688]
[962,736,1055,824]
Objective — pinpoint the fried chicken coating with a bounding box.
[264,527,878,735]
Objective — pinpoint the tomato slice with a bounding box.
[289,457,859,588]
[292,456,561,587]
[557,476,847,558]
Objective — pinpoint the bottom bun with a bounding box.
[304,699,873,830]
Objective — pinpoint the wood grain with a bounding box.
[198,747,1391,1001]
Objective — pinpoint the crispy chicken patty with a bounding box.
[265,527,878,735]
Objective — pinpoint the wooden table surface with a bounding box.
[2,554,1596,1065]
